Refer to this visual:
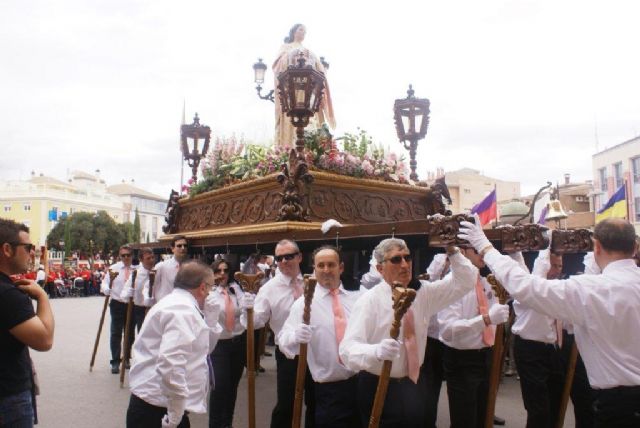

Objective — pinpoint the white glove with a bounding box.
[102,287,110,296]
[204,294,222,320]
[375,338,401,361]
[161,414,179,428]
[241,293,256,310]
[488,304,510,325]
[123,287,134,299]
[458,214,492,253]
[294,324,312,344]
[583,252,601,275]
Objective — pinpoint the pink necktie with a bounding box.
[403,308,420,383]
[555,320,563,348]
[330,289,347,360]
[221,288,235,332]
[475,276,495,346]
[291,278,303,299]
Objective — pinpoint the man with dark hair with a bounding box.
[127,260,222,428]
[460,216,640,428]
[279,246,363,427]
[101,244,136,374]
[241,238,316,428]
[121,248,156,332]
[0,218,55,427]
[152,236,189,303]
[339,238,477,427]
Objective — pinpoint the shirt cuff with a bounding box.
[482,248,503,267]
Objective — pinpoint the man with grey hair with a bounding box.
[340,238,477,427]
[126,260,222,428]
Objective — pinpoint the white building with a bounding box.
[107,181,166,242]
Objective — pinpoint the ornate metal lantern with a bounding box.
[180,113,211,184]
[253,58,274,102]
[277,53,326,159]
[393,85,430,181]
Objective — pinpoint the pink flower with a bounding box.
[362,160,374,175]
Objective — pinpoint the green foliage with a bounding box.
[133,208,141,243]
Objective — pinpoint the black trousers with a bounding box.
[209,333,247,428]
[133,305,146,333]
[442,344,491,428]
[109,300,135,364]
[561,331,594,428]
[421,337,444,428]
[593,385,640,428]
[314,376,360,428]
[270,346,315,428]
[357,370,427,428]
[126,394,190,428]
[513,335,565,428]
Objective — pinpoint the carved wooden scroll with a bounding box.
[276,149,314,222]
[498,224,549,253]
[550,229,593,255]
[427,214,475,247]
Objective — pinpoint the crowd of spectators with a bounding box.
[14,265,106,298]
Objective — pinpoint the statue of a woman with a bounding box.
[273,24,336,147]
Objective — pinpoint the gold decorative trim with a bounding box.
[161,221,331,241]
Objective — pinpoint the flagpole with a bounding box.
[493,184,498,228]
[180,99,185,195]
[625,179,631,221]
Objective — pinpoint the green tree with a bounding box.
[133,208,141,243]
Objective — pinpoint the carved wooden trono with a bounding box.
[550,229,594,255]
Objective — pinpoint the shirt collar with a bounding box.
[316,282,344,297]
[602,258,638,274]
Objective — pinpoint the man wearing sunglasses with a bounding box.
[241,239,316,428]
[339,238,477,427]
[152,236,189,304]
[101,244,137,374]
[122,248,157,332]
[0,218,54,427]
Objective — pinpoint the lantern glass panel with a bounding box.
[254,67,265,84]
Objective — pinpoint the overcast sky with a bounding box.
[2,0,639,199]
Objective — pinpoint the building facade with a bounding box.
[107,181,166,243]
[0,170,166,246]
[592,135,640,231]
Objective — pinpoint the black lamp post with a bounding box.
[253,58,274,102]
[393,85,430,181]
[180,113,211,184]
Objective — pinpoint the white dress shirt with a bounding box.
[279,283,364,383]
[129,288,222,414]
[100,262,132,303]
[153,257,180,303]
[242,271,303,345]
[120,265,153,307]
[426,254,449,339]
[209,282,245,339]
[512,251,558,344]
[339,252,477,378]
[484,249,640,389]
[438,275,498,349]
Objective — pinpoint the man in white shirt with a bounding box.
[437,247,509,428]
[339,238,477,427]
[152,236,189,304]
[241,239,315,428]
[279,246,363,427]
[101,245,135,374]
[459,216,640,428]
[126,260,222,428]
[121,248,156,335]
[511,249,566,428]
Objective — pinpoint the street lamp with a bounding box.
[393,85,430,181]
[180,113,211,184]
[277,53,326,160]
[253,58,274,103]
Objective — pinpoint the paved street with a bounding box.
[31,296,575,428]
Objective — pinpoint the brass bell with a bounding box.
[546,200,568,221]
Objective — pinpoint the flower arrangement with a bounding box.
[185,127,409,197]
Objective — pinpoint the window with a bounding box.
[613,162,623,188]
[632,157,640,184]
[463,188,471,194]
[598,167,607,192]
[3,205,10,212]
[23,203,31,211]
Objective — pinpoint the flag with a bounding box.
[596,184,627,223]
[471,189,497,226]
[533,191,551,224]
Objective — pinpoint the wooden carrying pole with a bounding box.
[90,269,119,371]
[556,342,578,428]
[368,283,417,428]
[234,271,265,428]
[120,269,138,387]
[291,275,317,428]
[484,274,510,428]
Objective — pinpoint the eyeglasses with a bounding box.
[120,253,132,258]
[174,244,188,249]
[384,254,413,264]
[214,268,229,274]
[274,252,299,263]
[12,243,35,252]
